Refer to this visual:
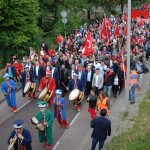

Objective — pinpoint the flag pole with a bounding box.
[125,0,131,113]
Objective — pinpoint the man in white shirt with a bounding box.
[94,59,101,71]
[99,61,107,76]
[92,68,104,95]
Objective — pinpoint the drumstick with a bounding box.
[61,82,67,88]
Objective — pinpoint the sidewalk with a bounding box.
[53,63,150,150]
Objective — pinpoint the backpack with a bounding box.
[141,64,149,74]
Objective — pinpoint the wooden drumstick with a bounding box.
[61,82,67,88]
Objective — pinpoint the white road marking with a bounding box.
[17,100,31,111]
[70,112,80,126]
[52,141,60,150]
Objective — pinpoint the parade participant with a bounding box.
[53,89,69,129]
[1,73,17,112]
[68,64,78,80]
[34,60,44,87]
[97,91,110,115]
[67,73,84,111]
[8,119,32,150]
[86,65,94,97]
[13,60,22,82]
[39,70,56,105]
[92,68,104,95]
[5,61,16,81]
[35,101,53,150]
[103,67,114,98]
[91,109,111,150]
[87,89,97,120]
[129,66,138,104]
[21,64,35,99]
[60,64,68,97]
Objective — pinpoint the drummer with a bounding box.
[39,70,56,105]
[21,64,35,99]
[67,73,84,112]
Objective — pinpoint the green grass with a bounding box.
[0,77,4,84]
[106,88,150,150]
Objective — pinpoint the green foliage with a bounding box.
[106,88,150,150]
[0,0,41,49]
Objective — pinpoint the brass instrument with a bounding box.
[8,134,17,150]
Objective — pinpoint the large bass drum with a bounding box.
[31,117,45,131]
[69,89,84,105]
[38,87,51,102]
[24,82,36,94]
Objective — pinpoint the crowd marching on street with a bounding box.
[1,4,150,150]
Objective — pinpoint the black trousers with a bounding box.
[86,81,92,97]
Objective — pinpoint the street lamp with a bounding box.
[61,10,67,38]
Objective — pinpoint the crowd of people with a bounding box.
[1,4,150,150]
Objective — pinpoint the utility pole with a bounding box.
[125,0,131,113]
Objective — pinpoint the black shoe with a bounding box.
[130,102,135,104]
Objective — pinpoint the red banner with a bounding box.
[131,10,149,19]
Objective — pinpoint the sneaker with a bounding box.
[77,108,81,112]
[13,110,17,113]
[130,101,135,104]
[10,108,13,111]
[138,87,141,91]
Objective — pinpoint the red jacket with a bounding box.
[39,77,56,92]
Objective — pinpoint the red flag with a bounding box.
[55,34,63,44]
[114,24,120,37]
[83,32,94,56]
[103,18,110,39]
[123,12,127,21]
[136,36,143,44]
[124,24,127,36]
[105,18,112,27]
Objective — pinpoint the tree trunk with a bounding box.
[120,0,124,14]
[87,9,91,20]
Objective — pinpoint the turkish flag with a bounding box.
[103,18,110,39]
[55,34,63,43]
[83,32,94,56]
[105,18,112,27]
[136,36,143,44]
[114,25,120,37]
[123,12,127,21]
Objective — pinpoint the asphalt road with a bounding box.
[0,91,84,150]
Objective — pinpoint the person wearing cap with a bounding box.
[1,73,17,112]
[35,101,53,149]
[8,119,32,150]
[67,72,84,111]
[53,89,69,129]
[21,64,35,99]
[39,70,56,105]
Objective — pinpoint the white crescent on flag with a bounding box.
[87,39,91,48]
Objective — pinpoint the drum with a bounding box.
[31,117,45,131]
[69,89,84,105]
[24,82,36,94]
[38,87,51,102]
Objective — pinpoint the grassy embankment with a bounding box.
[106,88,150,150]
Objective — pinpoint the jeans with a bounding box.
[91,138,105,150]
[129,84,137,102]
[103,85,112,98]
[138,73,143,88]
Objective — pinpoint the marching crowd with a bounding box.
[1,4,150,150]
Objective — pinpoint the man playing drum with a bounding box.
[67,73,84,112]
[39,70,56,105]
[35,101,53,150]
[21,64,35,99]
[53,89,69,129]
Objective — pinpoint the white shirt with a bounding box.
[46,66,50,70]
[114,77,119,85]
[71,70,75,79]
[78,71,82,80]
[87,71,91,82]
[36,65,39,76]
[94,62,101,70]
[95,74,99,87]
[52,67,55,77]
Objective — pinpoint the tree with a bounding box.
[0,0,40,49]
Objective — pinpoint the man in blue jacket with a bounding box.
[91,109,111,150]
